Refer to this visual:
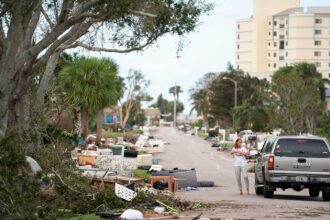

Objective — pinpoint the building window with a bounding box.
[273,31,277,37]
[314,51,321,57]
[315,30,322,35]
[286,52,288,57]
[279,24,285,28]
[279,56,284,61]
[280,35,285,39]
[315,18,322,24]
[329,62,330,67]
[286,41,288,46]
[280,41,285,49]
[286,30,289,36]
[268,63,271,67]
[268,42,271,46]
[273,63,277,68]
[268,53,271,57]
[237,24,240,29]
[237,65,240,69]
[273,52,277,58]
[315,62,321,67]
[237,34,240,39]
[269,32,271,36]
[274,42,277,47]
[237,44,240,49]
[274,20,277,26]
[237,55,240,60]
[315,40,322,46]
[269,21,271,25]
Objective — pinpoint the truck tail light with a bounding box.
[268,156,274,170]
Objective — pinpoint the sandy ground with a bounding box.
[151,127,330,220]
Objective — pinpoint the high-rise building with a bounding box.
[236,0,330,79]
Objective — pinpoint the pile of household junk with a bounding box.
[71,127,168,189]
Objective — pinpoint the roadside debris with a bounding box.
[115,183,137,201]
[120,209,143,220]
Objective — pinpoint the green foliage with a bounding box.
[133,169,151,180]
[0,134,40,219]
[150,94,185,121]
[271,62,325,134]
[58,57,123,111]
[169,85,183,101]
[191,119,203,129]
[233,101,270,132]
[65,214,101,220]
[44,124,77,144]
[316,114,330,140]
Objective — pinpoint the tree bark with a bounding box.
[82,107,89,138]
[73,107,82,137]
[36,51,61,108]
[96,110,103,143]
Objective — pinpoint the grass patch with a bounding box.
[63,214,101,220]
[133,169,151,179]
[196,131,207,138]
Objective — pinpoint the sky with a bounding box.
[85,0,330,114]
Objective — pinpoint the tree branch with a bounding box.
[41,6,54,29]
[22,5,41,50]
[132,10,157,18]
[72,40,154,54]
[53,0,59,22]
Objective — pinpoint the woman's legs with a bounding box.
[234,166,243,194]
[241,165,249,194]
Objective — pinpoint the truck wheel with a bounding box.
[263,182,274,198]
[255,174,263,195]
[322,189,330,201]
[309,188,319,197]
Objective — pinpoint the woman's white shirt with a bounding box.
[232,147,248,167]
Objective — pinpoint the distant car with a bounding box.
[254,136,330,201]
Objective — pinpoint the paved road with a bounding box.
[153,127,330,220]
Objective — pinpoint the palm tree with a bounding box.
[58,57,123,142]
[190,88,209,130]
[169,85,183,101]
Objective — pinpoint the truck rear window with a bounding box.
[274,139,330,158]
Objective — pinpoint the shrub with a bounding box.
[0,134,40,219]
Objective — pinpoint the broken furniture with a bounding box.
[151,168,198,188]
[150,175,181,192]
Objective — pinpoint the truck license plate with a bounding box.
[296,176,308,182]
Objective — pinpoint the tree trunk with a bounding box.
[36,52,61,108]
[203,114,209,131]
[119,106,123,128]
[82,107,89,138]
[73,107,82,137]
[96,110,103,143]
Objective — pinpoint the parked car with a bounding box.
[254,136,330,201]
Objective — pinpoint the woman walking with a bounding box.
[231,138,249,195]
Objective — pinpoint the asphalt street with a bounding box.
[153,127,330,220]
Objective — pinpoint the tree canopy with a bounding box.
[0,0,212,138]
[271,62,325,134]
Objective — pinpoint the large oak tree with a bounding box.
[0,0,212,138]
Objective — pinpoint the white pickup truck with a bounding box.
[254,136,330,201]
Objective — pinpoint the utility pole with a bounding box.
[173,83,177,127]
[223,77,238,129]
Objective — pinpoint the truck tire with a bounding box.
[309,188,319,198]
[322,189,330,201]
[263,181,274,198]
[255,174,263,195]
